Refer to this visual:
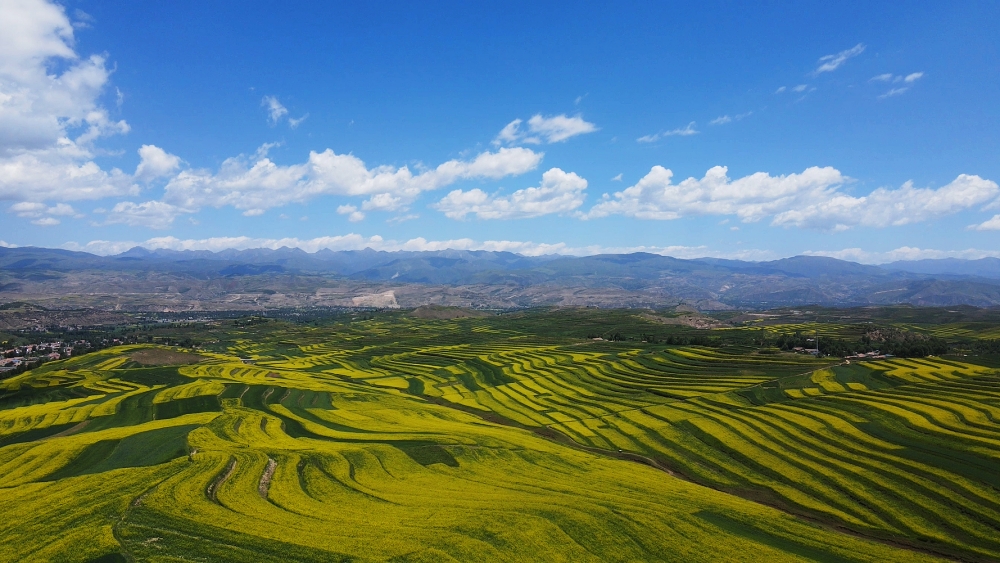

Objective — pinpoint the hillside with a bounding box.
[5,246,1000,310]
[8,308,1000,561]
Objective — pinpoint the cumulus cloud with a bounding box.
[8,200,79,225]
[588,165,848,222]
[587,165,1000,231]
[134,144,181,181]
[773,174,999,230]
[814,43,865,74]
[100,200,187,229]
[10,201,73,217]
[434,168,587,220]
[636,122,698,143]
[969,215,1000,231]
[0,0,136,205]
[0,153,137,202]
[337,204,365,222]
[493,114,597,145]
[157,146,542,219]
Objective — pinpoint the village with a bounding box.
[0,337,140,375]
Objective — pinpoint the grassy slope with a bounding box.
[0,311,995,561]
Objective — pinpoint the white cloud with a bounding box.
[710,112,751,126]
[134,144,181,181]
[771,174,999,230]
[159,146,541,216]
[0,0,127,153]
[588,167,1000,230]
[814,43,865,74]
[288,114,309,128]
[792,84,809,93]
[611,173,623,182]
[0,0,135,204]
[775,86,786,94]
[9,201,77,224]
[100,200,186,229]
[0,153,137,202]
[361,193,403,212]
[387,213,419,224]
[434,168,587,220]
[588,165,849,222]
[805,247,1000,264]
[878,87,909,99]
[10,201,77,218]
[337,204,365,222]
[0,240,16,248]
[495,119,522,144]
[636,122,698,143]
[10,201,47,217]
[871,72,923,84]
[871,72,923,98]
[261,95,288,124]
[493,114,597,145]
[969,215,1000,231]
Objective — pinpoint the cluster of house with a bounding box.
[0,340,92,373]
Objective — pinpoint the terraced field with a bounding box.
[2,310,998,561]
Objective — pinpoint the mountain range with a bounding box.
[3,245,1000,310]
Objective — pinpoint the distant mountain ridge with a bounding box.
[3,245,1000,309]
[883,257,1000,278]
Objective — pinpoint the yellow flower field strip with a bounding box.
[711,402,1000,548]
[761,403,1000,518]
[0,460,183,562]
[0,383,161,435]
[921,375,1000,399]
[846,389,1000,443]
[877,388,1000,433]
[0,412,217,487]
[681,415,876,527]
[677,409,898,529]
[823,394,1000,456]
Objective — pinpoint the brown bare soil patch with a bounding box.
[640,312,727,330]
[130,348,205,366]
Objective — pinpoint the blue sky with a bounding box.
[1,0,998,262]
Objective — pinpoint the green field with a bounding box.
[2,308,999,561]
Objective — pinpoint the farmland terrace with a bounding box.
[1,308,999,561]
